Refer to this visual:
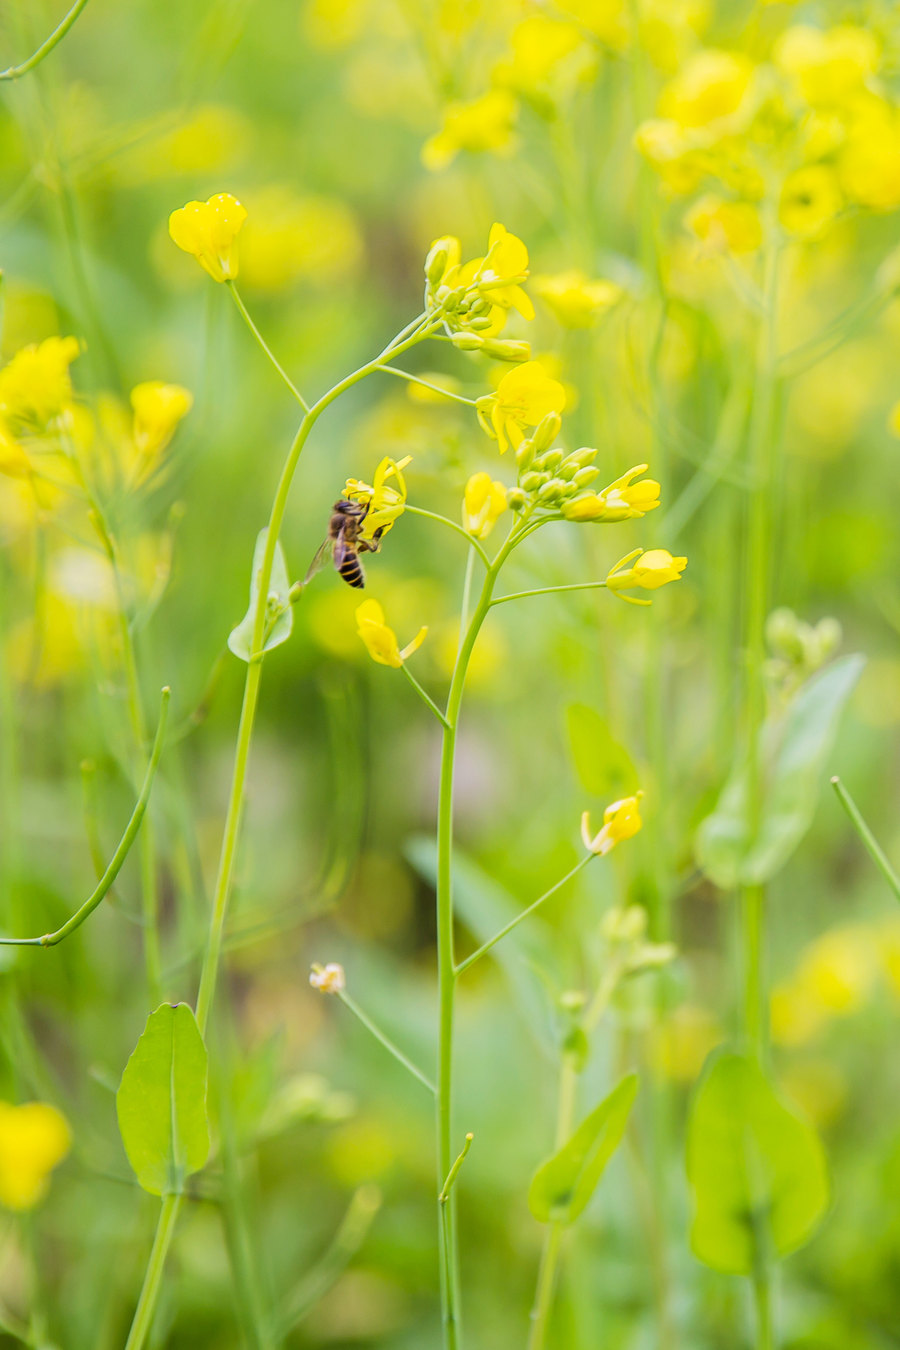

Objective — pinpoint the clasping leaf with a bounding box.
[228,527,293,662]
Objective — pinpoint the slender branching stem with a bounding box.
[831,776,900,903]
[401,662,451,730]
[227,282,310,412]
[491,580,607,607]
[337,990,436,1095]
[378,366,477,406]
[0,0,90,80]
[123,1193,181,1350]
[404,506,490,568]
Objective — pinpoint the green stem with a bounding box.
[401,662,451,729]
[527,1054,578,1350]
[455,855,593,976]
[227,282,310,413]
[439,1133,473,1203]
[337,990,436,1094]
[0,0,90,80]
[379,366,477,405]
[753,1266,774,1350]
[0,689,169,947]
[404,506,490,568]
[276,1186,382,1338]
[194,314,442,1038]
[830,776,900,902]
[123,1194,181,1350]
[491,580,607,607]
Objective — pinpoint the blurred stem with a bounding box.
[0,0,90,80]
[337,990,436,1094]
[401,663,450,730]
[276,1186,382,1338]
[405,507,490,568]
[227,282,310,412]
[831,776,900,902]
[378,366,477,406]
[123,1194,181,1350]
[527,1052,578,1350]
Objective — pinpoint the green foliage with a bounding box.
[565,703,638,801]
[228,528,293,662]
[696,654,864,888]
[528,1073,638,1225]
[686,1051,829,1275]
[116,1003,210,1197]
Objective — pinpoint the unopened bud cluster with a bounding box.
[765,607,842,696]
[508,414,599,513]
[600,905,677,976]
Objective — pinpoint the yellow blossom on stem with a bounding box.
[421,89,518,171]
[582,792,644,856]
[532,271,623,328]
[685,195,762,253]
[356,599,427,668]
[839,103,900,211]
[343,455,411,542]
[0,336,81,433]
[0,1101,71,1211]
[476,360,566,454]
[563,464,660,522]
[462,473,507,539]
[309,962,346,994]
[779,165,842,238]
[606,548,687,603]
[773,25,879,108]
[658,49,754,129]
[130,381,193,460]
[168,192,247,282]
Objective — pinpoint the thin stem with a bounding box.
[491,580,607,607]
[337,990,436,1095]
[458,549,475,641]
[527,1054,578,1350]
[405,505,490,568]
[378,365,477,406]
[455,855,593,976]
[831,776,900,903]
[227,282,310,413]
[123,1194,181,1350]
[0,0,90,80]
[401,662,451,729]
[439,1133,473,1203]
[753,1266,774,1350]
[0,688,170,947]
[276,1186,382,1338]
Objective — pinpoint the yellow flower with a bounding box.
[343,455,411,542]
[439,223,534,335]
[557,0,629,51]
[0,1101,71,1211]
[779,165,842,238]
[493,15,591,97]
[581,792,644,856]
[422,89,518,171]
[774,24,879,108]
[684,194,762,253]
[658,49,754,129]
[838,101,900,212]
[476,360,566,454]
[239,186,364,292]
[633,119,708,195]
[606,548,687,604]
[462,473,507,538]
[356,598,427,668]
[563,464,660,522]
[0,336,81,433]
[309,962,346,994]
[168,192,247,282]
[130,381,193,460]
[533,271,623,328]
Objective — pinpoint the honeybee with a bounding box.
[305,498,385,590]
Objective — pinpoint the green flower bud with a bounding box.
[450,332,485,351]
[537,476,568,502]
[480,338,531,363]
[573,465,601,487]
[532,412,562,451]
[566,446,599,468]
[467,315,495,331]
[520,471,546,494]
[506,486,528,511]
[600,905,647,944]
[515,437,536,471]
[425,240,451,286]
[543,449,564,472]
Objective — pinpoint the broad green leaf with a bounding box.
[696,654,864,888]
[686,1051,829,1275]
[116,1002,210,1196]
[405,835,562,1054]
[228,527,293,662]
[528,1072,638,1225]
[565,704,638,801]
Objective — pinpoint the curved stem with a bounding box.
[227,282,310,413]
[0,0,90,81]
[0,688,170,947]
[401,662,450,729]
[378,366,477,406]
[491,580,607,607]
[337,990,436,1095]
[404,506,490,568]
[123,1194,181,1350]
[831,776,900,902]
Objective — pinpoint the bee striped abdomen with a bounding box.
[339,554,366,588]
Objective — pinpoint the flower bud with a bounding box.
[480,338,531,363]
[537,476,567,502]
[515,437,536,471]
[451,332,485,351]
[468,315,495,331]
[520,471,546,494]
[425,238,452,286]
[506,486,528,511]
[532,412,562,451]
[573,465,601,487]
[309,962,346,994]
[600,905,647,944]
[566,447,599,469]
[543,449,564,471]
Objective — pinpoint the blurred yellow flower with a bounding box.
[462,473,507,538]
[606,548,687,603]
[343,455,411,542]
[772,924,879,1046]
[422,89,518,171]
[168,192,247,282]
[240,187,364,291]
[130,381,193,460]
[533,271,623,327]
[774,24,879,108]
[685,194,762,253]
[0,417,30,478]
[633,119,708,195]
[557,0,629,51]
[0,336,81,433]
[476,360,566,454]
[356,599,427,668]
[493,15,591,97]
[658,49,754,129]
[779,165,842,238]
[839,102,900,211]
[651,1005,722,1082]
[581,792,644,855]
[563,464,660,522]
[0,1101,70,1211]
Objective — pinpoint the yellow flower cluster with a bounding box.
[343,455,411,543]
[426,222,535,345]
[0,335,80,434]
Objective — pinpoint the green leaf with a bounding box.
[228,527,293,662]
[528,1072,638,1225]
[565,704,638,801]
[116,1002,210,1196]
[696,654,864,888]
[686,1050,829,1275]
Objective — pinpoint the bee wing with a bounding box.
[303,537,334,585]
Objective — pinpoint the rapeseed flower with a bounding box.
[356,599,426,668]
[462,473,507,538]
[658,49,754,130]
[773,24,879,108]
[0,1101,71,1211]
[476,361,566,454]
[581,793,644,855]
[563,464,660,522]
[779,165,842,238]
[131,381,193,460]
[493,15,591,100]
[343,456,411,543]
[606,548,686,603]
[168,192,247,282]
[532,271,623,327]
[685,195,762,253]
[422,89,517,171]
[0,336,81,433]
